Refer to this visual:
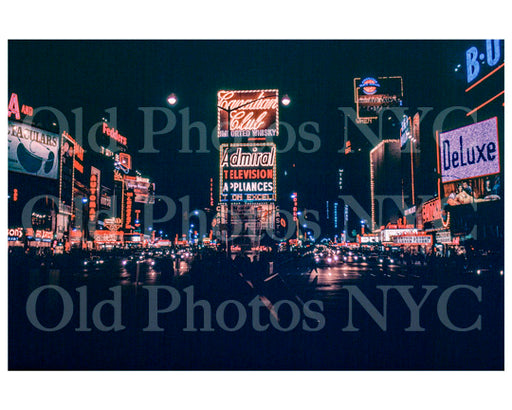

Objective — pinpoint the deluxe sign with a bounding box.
[439,117,499,183]
[217,90,279,138]
[220,143,276,203]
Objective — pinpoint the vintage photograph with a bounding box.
[8,39,504,371]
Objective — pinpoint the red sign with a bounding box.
[217,89,279,139]
[102,122,127,146]
[422,198,442,224]
[219,143,276,203]
[8,93,33,120]
[124,191,133,229]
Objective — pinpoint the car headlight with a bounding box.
[83,261,88,266]
[477,269,481,275]
[379,259,383,263]
[327,257,332,263]
[390,259,394,263]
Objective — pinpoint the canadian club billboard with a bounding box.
[219,143,276,203]
[217,89,279,139]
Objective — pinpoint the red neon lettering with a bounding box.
[8,93,20,120]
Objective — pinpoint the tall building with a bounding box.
[370,139,401,231]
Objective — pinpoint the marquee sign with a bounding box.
[392,234,432,245]
[219,143,276,203]
[438,117,500,184]
[217,89,279,139]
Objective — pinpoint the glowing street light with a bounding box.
[167,93,178,106]
[281,94,291,106]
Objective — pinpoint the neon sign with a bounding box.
[102,122,127,146]
[8,228,24,241]
[219,143,277,203]
[217,90,279,138]
[8,93,33,120]
[124,191,133,229]
[359,77,380,95]
[466,40,502,83]
[354,76,403,121]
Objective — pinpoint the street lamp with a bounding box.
[167,93,178,106]
[218,91,290,260]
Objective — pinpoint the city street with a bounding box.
[8,249,503,370]
[7,39,504,372]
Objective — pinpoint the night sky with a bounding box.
[8,40,491,226]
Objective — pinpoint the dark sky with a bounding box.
[8,40,492,217]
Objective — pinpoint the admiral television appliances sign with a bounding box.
[438,117,500,184]
[220,143,276,203]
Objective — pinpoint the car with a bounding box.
[83,256,104,269]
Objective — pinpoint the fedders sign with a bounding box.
[439,117,500,183]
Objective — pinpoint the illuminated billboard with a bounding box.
[59,131,75,214]
[124,176,155,204]
[217,90,279,139]
[438,117,499,184]
[353,76,403,121]
[8,121,60,179]
[219,143,276,203]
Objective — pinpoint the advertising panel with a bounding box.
[8,121,60,179]
[124,176,155,204]
[392,234,432,245]
[400,115,411,148]
[438,117,500,184]
[124,189,134,230]
[354,76,403,121]
[89,167,101,222]
[217,90,279,139]
[421,197,451,232]
[59,132,75,214]
[219,143,276,203]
